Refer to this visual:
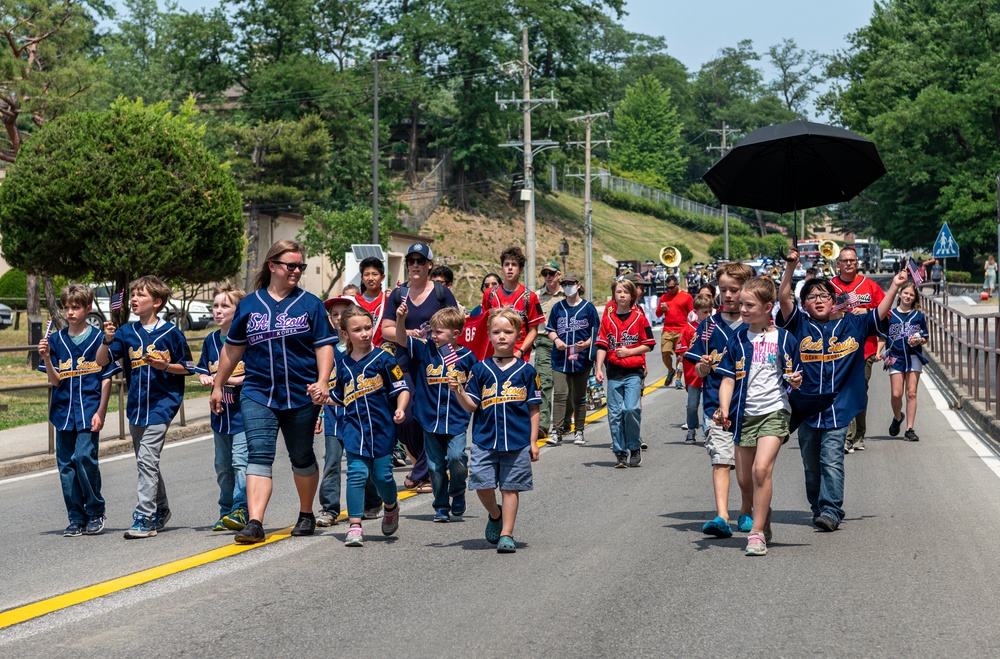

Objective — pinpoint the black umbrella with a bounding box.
[788,390,837,434]
[702,120,886,214]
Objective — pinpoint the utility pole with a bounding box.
[372,53,384,244]
[707,122,739,260]
[567,112,610,299]
[496,27,559,290]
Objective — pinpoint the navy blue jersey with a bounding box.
[40,327,122,431]
[716,327,797,440]
[464,359,541,451]
[194,330,245,435]
[227,287,336,410]
[545,299,599,373]
[107,321,193,427]
[683,312,747,417]
[406,337,476,436]
[777,306,884,429]
[330,347,408,458]
[322,342,347,437]
[880,308,928,371]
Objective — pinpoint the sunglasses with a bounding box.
[273,261,308,272]
[407,257,429,266]
[542,271,558,277]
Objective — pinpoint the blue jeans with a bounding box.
[214,431,248,517]
[345,453,398,519]
[606,374,643,455]
[686,385,701,434]
[797,423,847,522]
[240,396,320,478]
[319,434,343,514]
[55,430,104,524]
[396,373,428,483]
[422,429,468,509]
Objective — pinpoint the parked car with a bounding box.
[86,284,213,331]
[0,302,12,330]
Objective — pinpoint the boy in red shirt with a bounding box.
[676,294,715,444]
[480,246,545,361]
[353,257,389,347]
[655,276,694,389]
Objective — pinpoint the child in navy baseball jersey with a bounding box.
[479,246,546,361]
[452,308,541,554]
[545,273,598,446]
[777,249,908,531]
[715,278,801,556]
[195,282,249,533]
[395,305,477,522]
[594,278,655,469]
[38,284,122,537]
[98,276,193,539]
[330,305,410,547]
[676,293,714,444]
[877,281,928,441]
[684,262,755,539]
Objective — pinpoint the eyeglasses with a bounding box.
[273,261,308,272]
[805,293,833,302]
[406,257,429,266]
[837,259,858,264]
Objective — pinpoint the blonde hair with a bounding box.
[742,277,776,306]
[130,275,171,306]
[897,281,921,310]
[254,240,305,291]
[488,307,522,335]
[338,304,374,353]
[60,284,94,309]
[611,279,638,306]
[692,293,715,312]
[429,306,466,332]
[212,280,246,307]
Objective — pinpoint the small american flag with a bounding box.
[440,342,460,367]
[44,319,53,337]
[703,320,716,348]
[110,289,125,311]
[221,386,237,405]
[881,348,898,370]
[399,285,409,304]
[907,258,924,286]
[831,291,861,313]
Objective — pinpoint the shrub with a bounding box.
[948,271,971,283]
[593,188,753,236]
[708,235,749,260]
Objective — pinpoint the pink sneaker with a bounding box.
[344,525,363,547]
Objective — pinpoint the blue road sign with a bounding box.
[933,222,960,258]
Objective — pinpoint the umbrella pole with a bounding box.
[723,204,729,260]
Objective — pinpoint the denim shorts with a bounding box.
[887,356,923,376]
[738,409,790,447]
[240,395,320,479]
[467,444,533,491]
[704,415,735,467]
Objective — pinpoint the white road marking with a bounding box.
[922,371,1000,480]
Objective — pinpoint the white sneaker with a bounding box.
[573,431,586,445]
[545,432,562,446]
[681,423,689,430]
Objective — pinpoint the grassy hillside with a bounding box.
[419,185,716,307]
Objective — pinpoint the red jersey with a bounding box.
[481,284,545,360]
[831,275,884,359]
[656,290,694,331]
[676,320,703,388]
[595,307,655,371]
[355,291,388,347]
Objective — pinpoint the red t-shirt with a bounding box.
[831,275,885,359]
[676,320,703,388]
[354,292,388,347]
[595,307,655,371]
[481,284,545,360]
[656,290,694,331]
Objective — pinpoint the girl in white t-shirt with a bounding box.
[715,278,801,556]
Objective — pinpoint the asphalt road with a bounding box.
[3,335,1000,656]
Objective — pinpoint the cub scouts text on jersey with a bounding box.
[407,337,476,436]
[194,330,245,435]
[682,312,746,417]
[464,359,541,452]
[108,321,192,427]
[330,348,408,458]
[40,327,122,431]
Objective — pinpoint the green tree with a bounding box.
[766,38,823,116]
[0,97,243,323]
[611,75,686,188]
[708,235,749,260]
[297,206,393,297]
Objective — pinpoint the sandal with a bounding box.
[415,481,433,493]
[404,476,417,490]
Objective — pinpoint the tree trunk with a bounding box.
[26,272,40,316]
[406,99,420,186]
[41,275,64,329]
[245,199,260,290]
[453,166,470,212]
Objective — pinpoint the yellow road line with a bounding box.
[0,375,667,630]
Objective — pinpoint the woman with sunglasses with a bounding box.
[383,243,460,492]
[776,248,907,533]
[211,240,336,543]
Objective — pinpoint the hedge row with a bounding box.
[593,188,753,237]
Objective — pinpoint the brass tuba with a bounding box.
[819,240,841,262]
[659,245,682,269]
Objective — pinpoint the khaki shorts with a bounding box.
[704,415,735,467]
[661,331,681,354]
[737,409,790,447]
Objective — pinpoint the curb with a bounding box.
[924,350,1000,446]
[0,421,213,479]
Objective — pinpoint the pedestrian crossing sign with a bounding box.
[933,222,959,258]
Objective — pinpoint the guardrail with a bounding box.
[0,344,187,456]
[921,293,999,420]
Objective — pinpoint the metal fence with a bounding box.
[922,293,999,420]
[401,153,450,231]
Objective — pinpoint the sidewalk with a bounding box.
[0,395,215,478]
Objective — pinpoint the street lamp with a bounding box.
[372,51,399,245]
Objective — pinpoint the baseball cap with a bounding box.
[323,295,357,312]
[559,272,579,285]
[541,259,561,274]
[623,273,641,286]
[406,243,433,260]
